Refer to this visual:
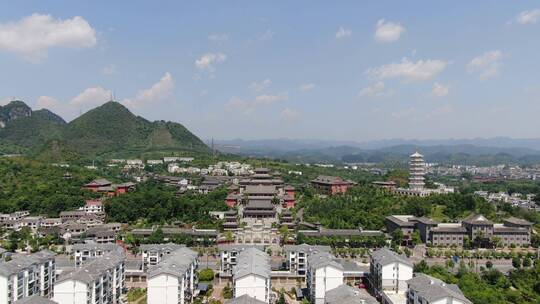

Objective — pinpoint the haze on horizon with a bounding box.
[1,1,540,142]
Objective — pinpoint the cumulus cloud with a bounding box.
[359,81,392,97]
[467,50,503,80]
[208,33,229,41]
[367,58,448,81]
[122,72,174,107]
[280,108,300,121]
[195,53,226,78]
[335,26,352,39]
[431,82,449,97]
[374,19,405,42]
[35,95,61,109]
[250,79,272,92]
[225,93,288,114]
[516,9,540,24]
[33,72,174,121]
[298,83,316,92]
[0,14,97,61]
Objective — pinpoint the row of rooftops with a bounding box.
[311,175,356,186]
[408,273,472,304]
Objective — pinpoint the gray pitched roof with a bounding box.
[462,214,493,225]
[72,243,123,253]
[307,252,344,271]
[371,248,413,267]
[325,284,378,304]
[0,250,55,276]
[147,247,198,279]
[503,217,533,226]
[226,294,266,304]
[233,248,270,280]
[244,185,277,195]
[13,295,58,304]
[56,251,125,284]
[407,274,472,304]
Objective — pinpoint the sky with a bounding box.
[1,1,540,142]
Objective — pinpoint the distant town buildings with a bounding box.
[310,175,356,195]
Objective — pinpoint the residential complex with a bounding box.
[232,248,271,304]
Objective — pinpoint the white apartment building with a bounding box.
[71,243,124,267]
[53,252,125,304]
[140,243,186,270]
[147,247,198,304]
[283,244,331,276]
[407,274,472,304]
[218,244,265,275]
[232,248,271,304]
[306,252,344,304]
[0,251,56,304]
[369,248,413,304]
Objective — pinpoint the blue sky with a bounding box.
[1,1,540,141]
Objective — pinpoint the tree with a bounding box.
[486,260,493,269]
[198,268,215,281]
[411,230,422,246]
[277,292,286,304]
[522,257,531,267]
[512,257,521,269]
[222,284,233,299]
[391,229,404,246]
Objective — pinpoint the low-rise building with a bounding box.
[369,248,413,302]
[232,248,271,303]
[307,252,344,304]
[71,243,124,267]
[53,252,125,304]
[283,244,331,276]
[218,244,265,276]
[310,176,355,195]
[140,243,186,270]
[147,247,198,304]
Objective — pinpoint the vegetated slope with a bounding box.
[0,100,209,158]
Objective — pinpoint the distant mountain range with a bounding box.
[0,100,209,160]
[213,138,540,165]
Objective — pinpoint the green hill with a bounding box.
[0,100,209,159]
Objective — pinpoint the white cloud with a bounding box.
[367,58,448,81]
[101,64,116,76]
[516,9,540,24]
[431,82,449,97]
[299,83,316,92]
[374,19,405,42]
[122,72,174,107]
[335,26,352,39]
[280,108,300,121]
[208,33,229,41]
[359,81,391,97]
[250,79,272,92]
[467,50,503,80]
[195,53,226,78]
[225,93,288,114]
[35,96,60,109]
[70,86,112,106]
[0,14,97,60]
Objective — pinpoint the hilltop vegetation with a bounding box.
[0,100,209,160]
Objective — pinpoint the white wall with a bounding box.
[0,275,9,304]
[235,274,268,303]
[53,280,89,304]
[148,274,181,304]
[314,265,343,304]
